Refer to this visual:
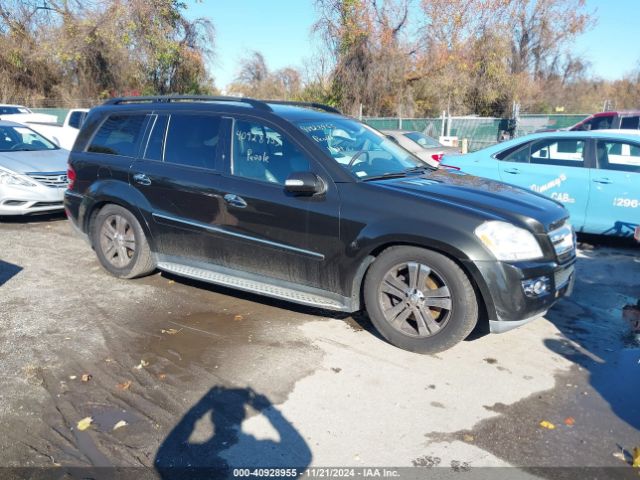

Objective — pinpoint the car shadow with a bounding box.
[0,212,66,224]
[154,386,312,478]
[0,259,22,287]
[543,237,640,452]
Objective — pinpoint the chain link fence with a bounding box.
[366,114,589,152]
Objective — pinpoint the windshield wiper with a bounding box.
[404,165,434,174]
[361,165,434,182]
[361,172,410,181]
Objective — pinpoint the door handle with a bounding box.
[224,193,248,208]
[503,168,521,174]
[593,177,612,184]
[133,173,151,186]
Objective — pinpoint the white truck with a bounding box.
[23,108,89,150]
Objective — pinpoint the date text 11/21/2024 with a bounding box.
[232,468,402,477]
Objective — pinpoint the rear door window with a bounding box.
[163,114,221,169]
[497,143,530,163]
[529,139,585,167]
[88,114,147,156]
[596,140,640,173]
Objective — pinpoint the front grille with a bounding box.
[26,171,68,188]
[554,265,574,290]
[548,221,575,260]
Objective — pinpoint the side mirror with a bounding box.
[284,172,325,195]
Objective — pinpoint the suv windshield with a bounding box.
[404,131,441,148]
[0,125,58,152]
[296,118,427,179]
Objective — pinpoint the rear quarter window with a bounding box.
[87,114,147,157]
[620,116,640,130]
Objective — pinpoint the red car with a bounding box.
[570,111,640,131]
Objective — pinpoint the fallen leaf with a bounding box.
[69,375,77,380]
[234,315,243,321]
[113,420,128,431]
[116,380,132,390]
[462,434,474,442]
[633,447,640,468]
[161,328,181,335]
[539,420,556,430]
[167,280,175,284]
[134,360,149,370]
[563,417,575,426]
[77,417,93,431]
[158,373,167,380]
[81,374,92,382]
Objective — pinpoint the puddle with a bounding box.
[92,407,139,432]
[142,311,257,371]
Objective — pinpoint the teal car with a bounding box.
[441,131,640,237]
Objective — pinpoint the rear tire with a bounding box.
[91,204,155,279]
[363,246,478,354]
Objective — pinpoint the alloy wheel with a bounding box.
[99,214,136,268]
[378,261,452,337]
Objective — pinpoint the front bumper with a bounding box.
[0,183,65,215]
[466,256,576,333]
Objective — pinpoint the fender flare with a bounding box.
[81,180,156,251]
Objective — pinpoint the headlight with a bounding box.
[475,221,543,261]
[0,167,36,187]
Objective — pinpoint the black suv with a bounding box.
[65,96,576,353]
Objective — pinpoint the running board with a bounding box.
[157,260,352,312]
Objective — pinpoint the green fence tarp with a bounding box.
[31,108,70,124]
[365,114,589,152]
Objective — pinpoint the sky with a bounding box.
[185,0,640,91]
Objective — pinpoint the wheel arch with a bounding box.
[350,239,494,327]
[82,180,156,251]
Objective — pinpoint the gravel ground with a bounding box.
[0,214,638,478]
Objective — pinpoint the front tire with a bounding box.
[91,204,155,279]
[363,246,478,354]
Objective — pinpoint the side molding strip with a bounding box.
[152,212,325,260]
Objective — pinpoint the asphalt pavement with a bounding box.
[0,214,638,478]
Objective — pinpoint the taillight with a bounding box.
[431,153,443,162]
[67,163,76,190]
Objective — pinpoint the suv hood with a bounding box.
[0,149,69,174]
[372,169,568,233]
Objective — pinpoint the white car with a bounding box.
[382,130,459,167]
[0,121,69,216]
[0,104,58,124]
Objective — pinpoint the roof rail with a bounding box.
[102,95,273,111]
[265,100,341,114]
